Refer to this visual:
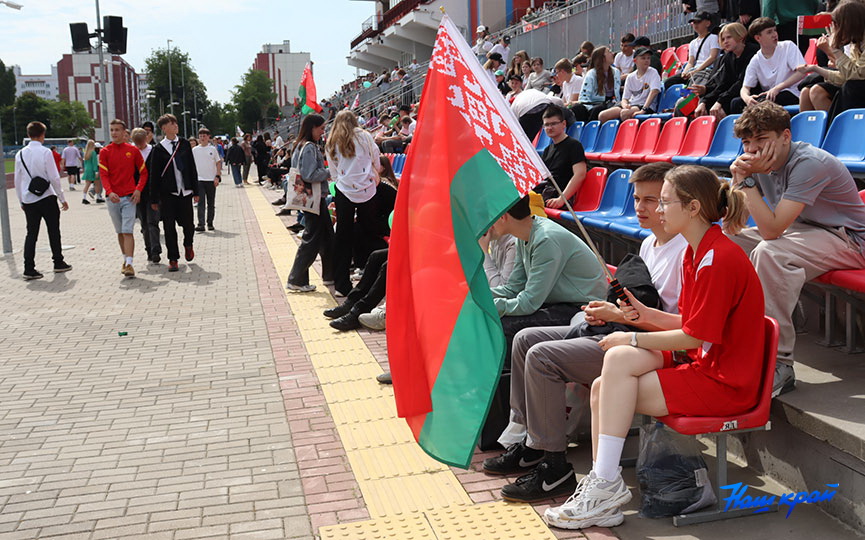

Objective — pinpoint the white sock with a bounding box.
[595,434,626,481]
[125,256,133,266]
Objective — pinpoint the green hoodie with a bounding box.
[762,0,820,26]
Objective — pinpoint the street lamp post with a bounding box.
[167,39,174,115]
[180,61,187,138]
[0,0,21,254]
[95,0,110,143]
[12,106,17,145]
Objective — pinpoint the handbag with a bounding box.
[282,142,322,215]
[19,153,51,196]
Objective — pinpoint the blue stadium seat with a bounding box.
[579,121,601,153]
[636,84,686,121]
[694,114,742,168]
[821,109,865,170]
[394,154,406,174]
[790,110,828,148]
[783,105,800,116]
[581,169,634,229]
[584,119,620,159]
[567,121,584,141]
[536,129,553,152]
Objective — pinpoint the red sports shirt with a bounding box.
[98,142,148,197]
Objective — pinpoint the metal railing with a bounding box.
[350,0,428,49]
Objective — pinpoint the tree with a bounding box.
[143,47,207,124]
[1,93,93,145]
[0,59,15,108]
[232,68,277,133]
[48,99,94,138]
[200,101,238,137]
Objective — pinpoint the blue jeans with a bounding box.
[231,164,243,185]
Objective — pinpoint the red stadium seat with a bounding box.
[599,119,641,162]
[617,118,662,163]
[643,117,689,162]
[674,115,717,161]
[655,316,780,526]
[572,167,608,211]
[675,43,690,64]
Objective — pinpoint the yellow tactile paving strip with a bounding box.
[247,188,556,539]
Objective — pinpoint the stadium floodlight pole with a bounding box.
[95,0,110,143]
[167,39,174,115]
[0,0,21,254]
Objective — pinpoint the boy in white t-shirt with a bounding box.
[734,17,806,113]
[599,47,662,123]
[552,58,583,106]
[191,128,223,231]
[682,12,720,82]
[613,33,636,83]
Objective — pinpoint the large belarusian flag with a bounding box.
[797,14,832,36]
[299,62,323,115]
[386,15,550,469]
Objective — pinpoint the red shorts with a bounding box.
[656,351,744,417]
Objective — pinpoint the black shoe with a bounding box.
[482,442,544,475]
[376,372,392,384]
[151,253,161,264]
[208,225,215,231]
[272,197,286,206]
[324,301,354,319]
[276,208,292,216]
[287,223,304,233]
[500,460,577,503]
[195,225,205,232]
[330,311,361,331]
[23,269,44,280]
[53,263,72,273]
[81,198,91,205]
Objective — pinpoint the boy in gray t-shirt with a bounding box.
[729,102,865,397]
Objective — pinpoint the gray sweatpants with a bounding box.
[510,325,606,452]
[730,223,865,366]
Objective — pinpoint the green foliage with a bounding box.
[0,92,93,145]
[143,47,208,122]
[200,101,238,137]
[0,59,15,108]
[232,68,277,133]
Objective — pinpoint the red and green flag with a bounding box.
[662,55,679,77]
[299,62,322,115]
[386,15,550,469]
[798,14,832,36]
[676,90,698,116]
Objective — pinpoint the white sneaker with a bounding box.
[286,283,316,292]
[358,307,386,330]
[544,469,631,530]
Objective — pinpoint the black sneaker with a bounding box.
[81,198,91,205]
[500,460,577,503]
[324,301,354,319]
[207,225,215,231]
[482,442,543,475]
[287,223,304,233]
[151,253,161,264]
[330,312,360,331]
[53,263,72,273]
[195,225,205,232]
[23,270,44,280]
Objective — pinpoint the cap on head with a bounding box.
[634,46,652,57]
[689,11,712,22]
[476,25,487,33]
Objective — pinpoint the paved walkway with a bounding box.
[1,176,856,540]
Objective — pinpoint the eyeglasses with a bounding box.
[657,199,684,211]
[542,120,564,128]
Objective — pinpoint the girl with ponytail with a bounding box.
[546,165,766,531]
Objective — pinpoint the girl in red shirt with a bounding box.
[545,165,765,530]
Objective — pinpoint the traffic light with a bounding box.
[70,23,91,52]
[103,16,127,54]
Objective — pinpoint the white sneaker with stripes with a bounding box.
[544,469,631,529]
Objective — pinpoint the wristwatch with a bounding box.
[630,332,638,347]
[739,177,757,189]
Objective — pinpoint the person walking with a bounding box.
[80,140,99,205]
[240,133,253,184]
[60,139,82,191]
[285,114,334,292]
[225,137,246,187]
[252,134,270,184]
[13,121,72,280]
[326,110,383,297]
[192,128,222,231]
[131,128,162,263]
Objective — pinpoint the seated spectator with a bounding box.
[575,46,622,121]
[482,230,517,289]
[489,35,512,65]
[484,53,506,82]
[666,12,720,89]
[681,0,721,30]
[536,105,587,208]
[613,33,636,83]
[544,164,759,531]
[490,195,608,365]
[521,60,534,86]
[473,25,494,62]
[796,0,865,120]
[599,46,662,122]
[505,75,524,103]
[633,36,663,74]
[508,50,530,80]
[526,57,554,91]
[381,116,415,154]
[495,70,509,95]
[728,101,865,396]
[579,41,595,59]
[732,17,806,113]
[511,89,570,141]
[484,163,688,504]
[552,58,583,113]
[692,22,759,119]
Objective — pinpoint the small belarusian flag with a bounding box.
[663,55,679,77]
[351,93,360,110]
[676,90,698,116]
[299,62,323,115]
[798,14,832,36]
[387,14,550,468]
